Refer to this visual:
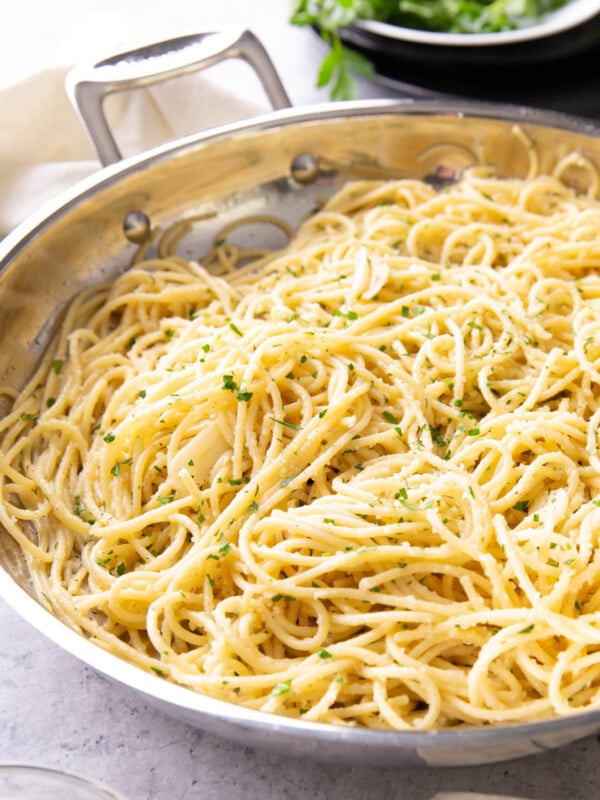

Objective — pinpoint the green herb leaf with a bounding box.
[271,679,292,696]
[270,417,303,431]
[219,542,231,558]
[222,374,238,391]
[429,425,446,446]
[111,458,132,476]
[395,487,433,511]
[519,624,535,634]
[158,493,176,505]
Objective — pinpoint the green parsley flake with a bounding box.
[334,308,358,321]
[270,417,303,431]
[111,458,132,476]
[271,679,291,696]
[429,425,446,446]
[396,487,433,511]
[519,624,535,634]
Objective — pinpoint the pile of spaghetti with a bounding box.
[3,156,600,730]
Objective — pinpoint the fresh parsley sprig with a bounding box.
[290,0,376,99]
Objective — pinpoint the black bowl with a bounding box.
[333,6,600,119]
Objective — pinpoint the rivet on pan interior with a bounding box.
[290,153,320,184]
[123,210,152,244]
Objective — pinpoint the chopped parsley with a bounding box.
[519,624,535,634]
[222,374,237,391]
[157,493,176,505]
[219,542,231,558]
[271,679,291,696]
[396,487,433,511]
[111,458,132,476]
[270,417,303,431]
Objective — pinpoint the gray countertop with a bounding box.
[2,2,600,798]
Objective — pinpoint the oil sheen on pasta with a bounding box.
[3,157,600,730]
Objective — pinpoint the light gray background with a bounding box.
[2,2,600,798]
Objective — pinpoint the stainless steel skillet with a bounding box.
[2,28,600,768]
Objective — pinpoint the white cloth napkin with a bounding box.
[0,62,268,240]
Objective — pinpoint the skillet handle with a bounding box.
[65,29,291,167]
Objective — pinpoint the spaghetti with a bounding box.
[3,155,600,730]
